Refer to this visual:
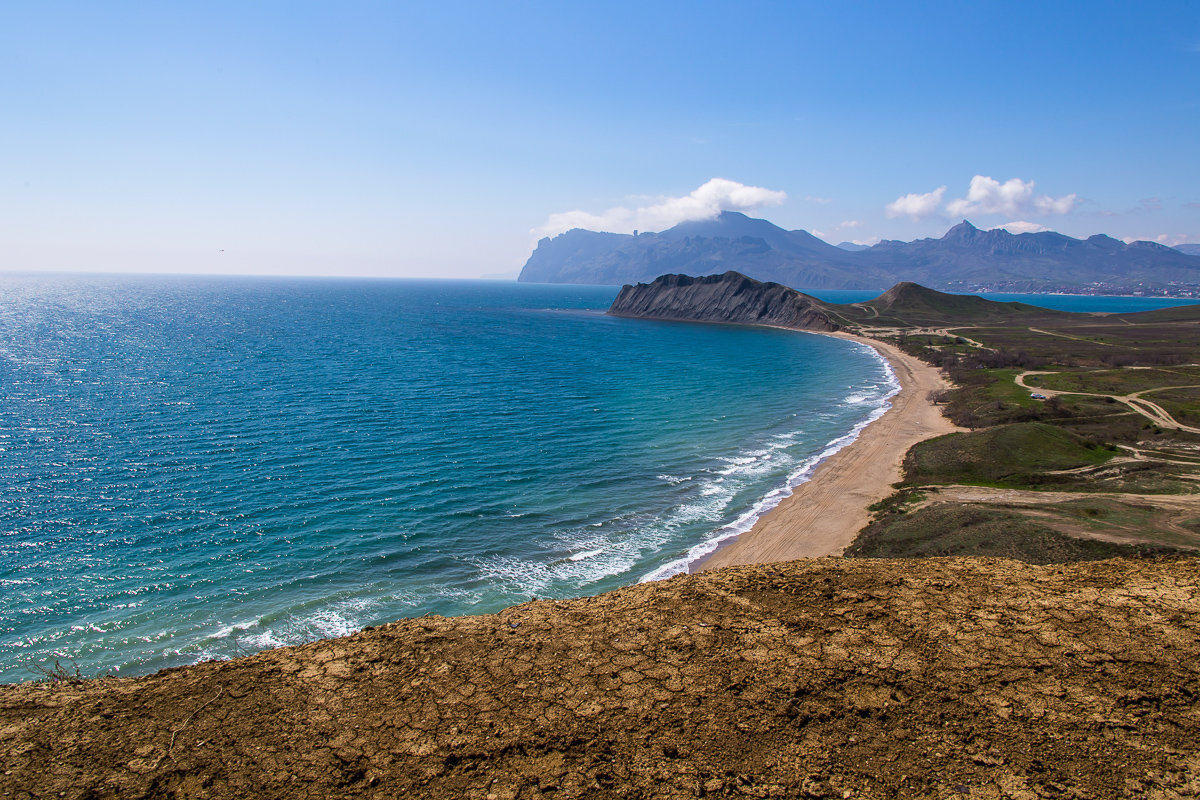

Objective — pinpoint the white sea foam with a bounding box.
[202,595,388,658]
[715,450,773,477]
[638,341,900,583]
[473,469,748,597]
[213,619,259,640]
[473,545,639,598]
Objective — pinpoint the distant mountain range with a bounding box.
[518,212,1200,295]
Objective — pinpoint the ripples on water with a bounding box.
[0,275,895,681]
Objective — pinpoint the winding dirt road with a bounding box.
[1015,370,1200,434]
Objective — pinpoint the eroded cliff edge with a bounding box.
[3,557,1199,799]
[607,271,848,332]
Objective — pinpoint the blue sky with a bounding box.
[3,1,1198,277]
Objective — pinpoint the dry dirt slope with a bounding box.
[3,557,1200,799]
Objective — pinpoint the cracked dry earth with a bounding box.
[3,557,1200,800]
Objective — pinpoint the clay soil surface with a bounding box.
[4,557,1199,799]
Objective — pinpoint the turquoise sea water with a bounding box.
[5,276,1194,683]
[0,275,900,682]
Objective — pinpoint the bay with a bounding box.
[0,275,895,681]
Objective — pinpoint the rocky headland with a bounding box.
[608,271,846,332]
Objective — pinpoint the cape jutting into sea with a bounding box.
[0,274,1194,682]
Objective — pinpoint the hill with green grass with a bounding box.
[860,282,1070,327]
[902,423,1116,488]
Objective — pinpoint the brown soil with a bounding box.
[4,557,1199,799]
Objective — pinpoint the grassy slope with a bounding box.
[829,282,1070,328]
[1029,365,1200,395]
[902,423,1115,488]
[839,285,1200,561]
[846,504,1183,563]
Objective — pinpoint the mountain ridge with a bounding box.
[521,211,1200,294]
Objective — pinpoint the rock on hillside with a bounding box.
[2,557,1199,799]
[608,271,845,332]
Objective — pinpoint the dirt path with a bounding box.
[926,483,1200,512]
[1028,326,1119,345]
[1126,390,1200,432]
[1015,370,1200,433]
[851,326,994,352]
[921,484,1200,547]
[930,327,990,349]
[1121,444,1200,465]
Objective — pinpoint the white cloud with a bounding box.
[805,195,833,205]
[945,175,1078,218]
[887,175,1079,221]
[1034,193,1080,215]
[885,186,947,221]
[995,221,1049,234]
[1155,233,1192,246]
[1121,233,1193,246]
[533,178,787,237]
[838,219,863,229]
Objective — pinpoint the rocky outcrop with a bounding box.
[2,557,1199,798]
[607,270,845,332]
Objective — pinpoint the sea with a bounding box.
[2,274,1196,683]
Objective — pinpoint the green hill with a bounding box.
[903,423,1115,487]
[849,282,1068,327]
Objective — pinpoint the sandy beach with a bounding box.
[699,333,959,569]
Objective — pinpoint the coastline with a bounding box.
[696,332,960,570]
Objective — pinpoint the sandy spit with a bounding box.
[699,332,960,569]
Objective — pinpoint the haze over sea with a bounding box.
[2,276,1196,682]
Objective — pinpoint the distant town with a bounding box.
[944,280,1200,298]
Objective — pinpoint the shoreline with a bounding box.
[695,331,960,570]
